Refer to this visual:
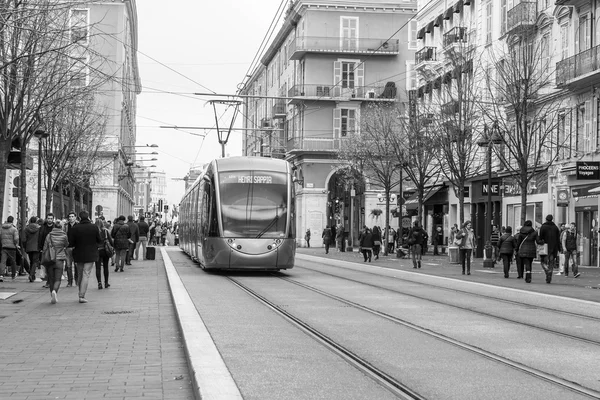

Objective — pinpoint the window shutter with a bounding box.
[333,108,342,149]
[355,62,364,97]
[333,61,342,97]
[585,100,592,152]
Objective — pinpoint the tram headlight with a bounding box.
[236,245,242,250]
[267,245,273,250]
[227,239,234,244]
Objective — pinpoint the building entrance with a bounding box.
[575,207,598,267]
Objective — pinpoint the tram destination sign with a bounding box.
[221,171,286,185]
[576,162,600,180]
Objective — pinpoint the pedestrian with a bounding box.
[433,225,443,255]
[160,224,168,245]
[23,216,41,282]
[154,222,163,246]
[68,211,102,303]
[304,228,311,248]
[37,214,55,288]
[561,222,581,278]
[490,225,501,262]
[497,226,516,278]
[372,226,382,260]
[149,220,157,246]
[513,227,523,279]
[456,221,475,275]
[335,224,344,252]
[386,225,396,254]
[63,211,79,287]
[95,218,113,289]
[359,227,374,262]
[111,215,131,272]
[42,220,69,304]
[0,216,20,281]
[136,216,150,260]
[556,223,568,276]
[322,225,333,254]
[537,214,561,284]
[516,220,538,283]
[126,215,139,264]
[407,220,426,269]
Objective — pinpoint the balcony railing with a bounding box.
[287,137,339,152]
[272,100,286,118]
[504,2,537,35]
[288,83,398,100]
[289,36,399,60]
[443,27,468,48]
[556,45,600,87]
[415,46,437,64]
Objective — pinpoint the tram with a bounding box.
[178,156,296,270]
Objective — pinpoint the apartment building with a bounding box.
[241,0,417,247]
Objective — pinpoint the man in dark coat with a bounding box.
[68,210,101,303]
[125,215,140,265]
[37,213,55,288]
[64,211,79,287]
[111,216,131,272]
[537,214,561,284]
[135,216,150,260]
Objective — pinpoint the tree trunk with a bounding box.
[384,188,390,256]
[45,168,53,216]
[520,180,528,227]
[458,187,465,227]
[0,137,11,220]
[59,179,66,218]
[19,146,28,232]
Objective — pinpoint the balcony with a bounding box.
[415,47,440,77]
[504,2,537,36]
[287,83,398,104]
[272,100,286,119]
[287,137,339,152]
[556,45,600,88]
[289,36,399,60]
[441,100,460,115]
[442,27,472,56]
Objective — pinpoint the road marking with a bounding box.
[161,248,243,400]
[0,292,16,300]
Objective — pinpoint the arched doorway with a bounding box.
[326,169,365,251]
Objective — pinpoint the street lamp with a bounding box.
[33,128,49,217]
[477,121,503,268]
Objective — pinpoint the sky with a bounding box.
[135,0,284,204]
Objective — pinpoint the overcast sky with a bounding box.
[135,0,283,204]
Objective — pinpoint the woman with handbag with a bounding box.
[372,226,382,260]
[497,226,517,278]
[516,220,538,283]
[456,221,475,275]
[42,221,69,304]
[95,218,113,289]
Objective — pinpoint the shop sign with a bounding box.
[556,188,569,207]
[576,162,600,180]
[482,181,501,196]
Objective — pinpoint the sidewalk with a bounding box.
[0,250,195,400]
[297,247,600,303]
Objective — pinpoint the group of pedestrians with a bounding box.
[0,211,167,304]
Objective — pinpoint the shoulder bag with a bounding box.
[41,235,57,267]
[103,229,115,258]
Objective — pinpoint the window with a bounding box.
[578,15,590,53]
[560,23,569,60]
[406,60,417,90]
[341,17,359,50]
[70,9,89,44]
[341,62,355,88]
[341,108,356,136]
[540,35,550,77]
[408,20,418,50]
[485,0,493,44]
[501,0,507,34]
[70,55,89,87]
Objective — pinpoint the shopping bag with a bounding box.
[537,243,548,256]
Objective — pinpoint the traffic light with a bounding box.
[158,199,163,211]
[164,205,169,212]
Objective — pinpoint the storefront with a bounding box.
[571,185,598,267]
[469,178,502,258]
[502,171,549,231]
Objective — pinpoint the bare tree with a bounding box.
[484,33,565,225]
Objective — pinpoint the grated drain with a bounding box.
[102,310,135,315]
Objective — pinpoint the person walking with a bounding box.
[111,216,131,272]
[0,216,20,281]
[456,221,475,275]
[556,223,568,276]
[42,221,69,304]
[433,225,443,255]
[497,226,517,278]
[386,226,396,254]
[160,224,168,246]
[322,225,333,254]
[335,224,344,252]
[23,217,41,282]
[149,220,157,246]
[126,215,139,264]
[37,214,55,288]
[516,220,538,283]
[359,227,374,262]
[95,218,113,289]
[490,225,501,262]
[408,221,426,269]
[304,229,311,248]
[537,214,561,284]
[562,222,581,278]
[135,216,149,260]
[63,211,79,287]
[372,226,382,260]
[68,211,102,303]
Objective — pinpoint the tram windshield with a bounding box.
[218,170,288,238]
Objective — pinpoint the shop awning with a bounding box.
[589,186,600,193]
[405,186,446,210]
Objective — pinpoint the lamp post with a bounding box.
[477,121,502,268]
[34,129,49,217]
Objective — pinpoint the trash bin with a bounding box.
[449,246,460,264]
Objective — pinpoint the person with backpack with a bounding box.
[42,221,69,304]
[407,220,425,269]
[516,220,538,283]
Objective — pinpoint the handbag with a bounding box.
[103,229,115,258]
[537,243,548,256]
[374,240,382,246]
[41,236,57,267]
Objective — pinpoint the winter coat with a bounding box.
[1,223,19,249]
[372,228,382,245]
[24,223,41,252]
[38,223,54,252]
[456,228,475,249]
[517,226,538,259]
[111,221,131,250]
[563,230,579,252]
[497,233,517,255]
[137,221,150,238]
[408,227,426,246]
[68,218,102,263]
[98,228,114,251]
[537,221,561,256]
[490,230,500,246]
[359,231,374,249]
[335,228,344,241]
[44,228,69,260]
[128,220,140,243]
[322,228,332,245]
